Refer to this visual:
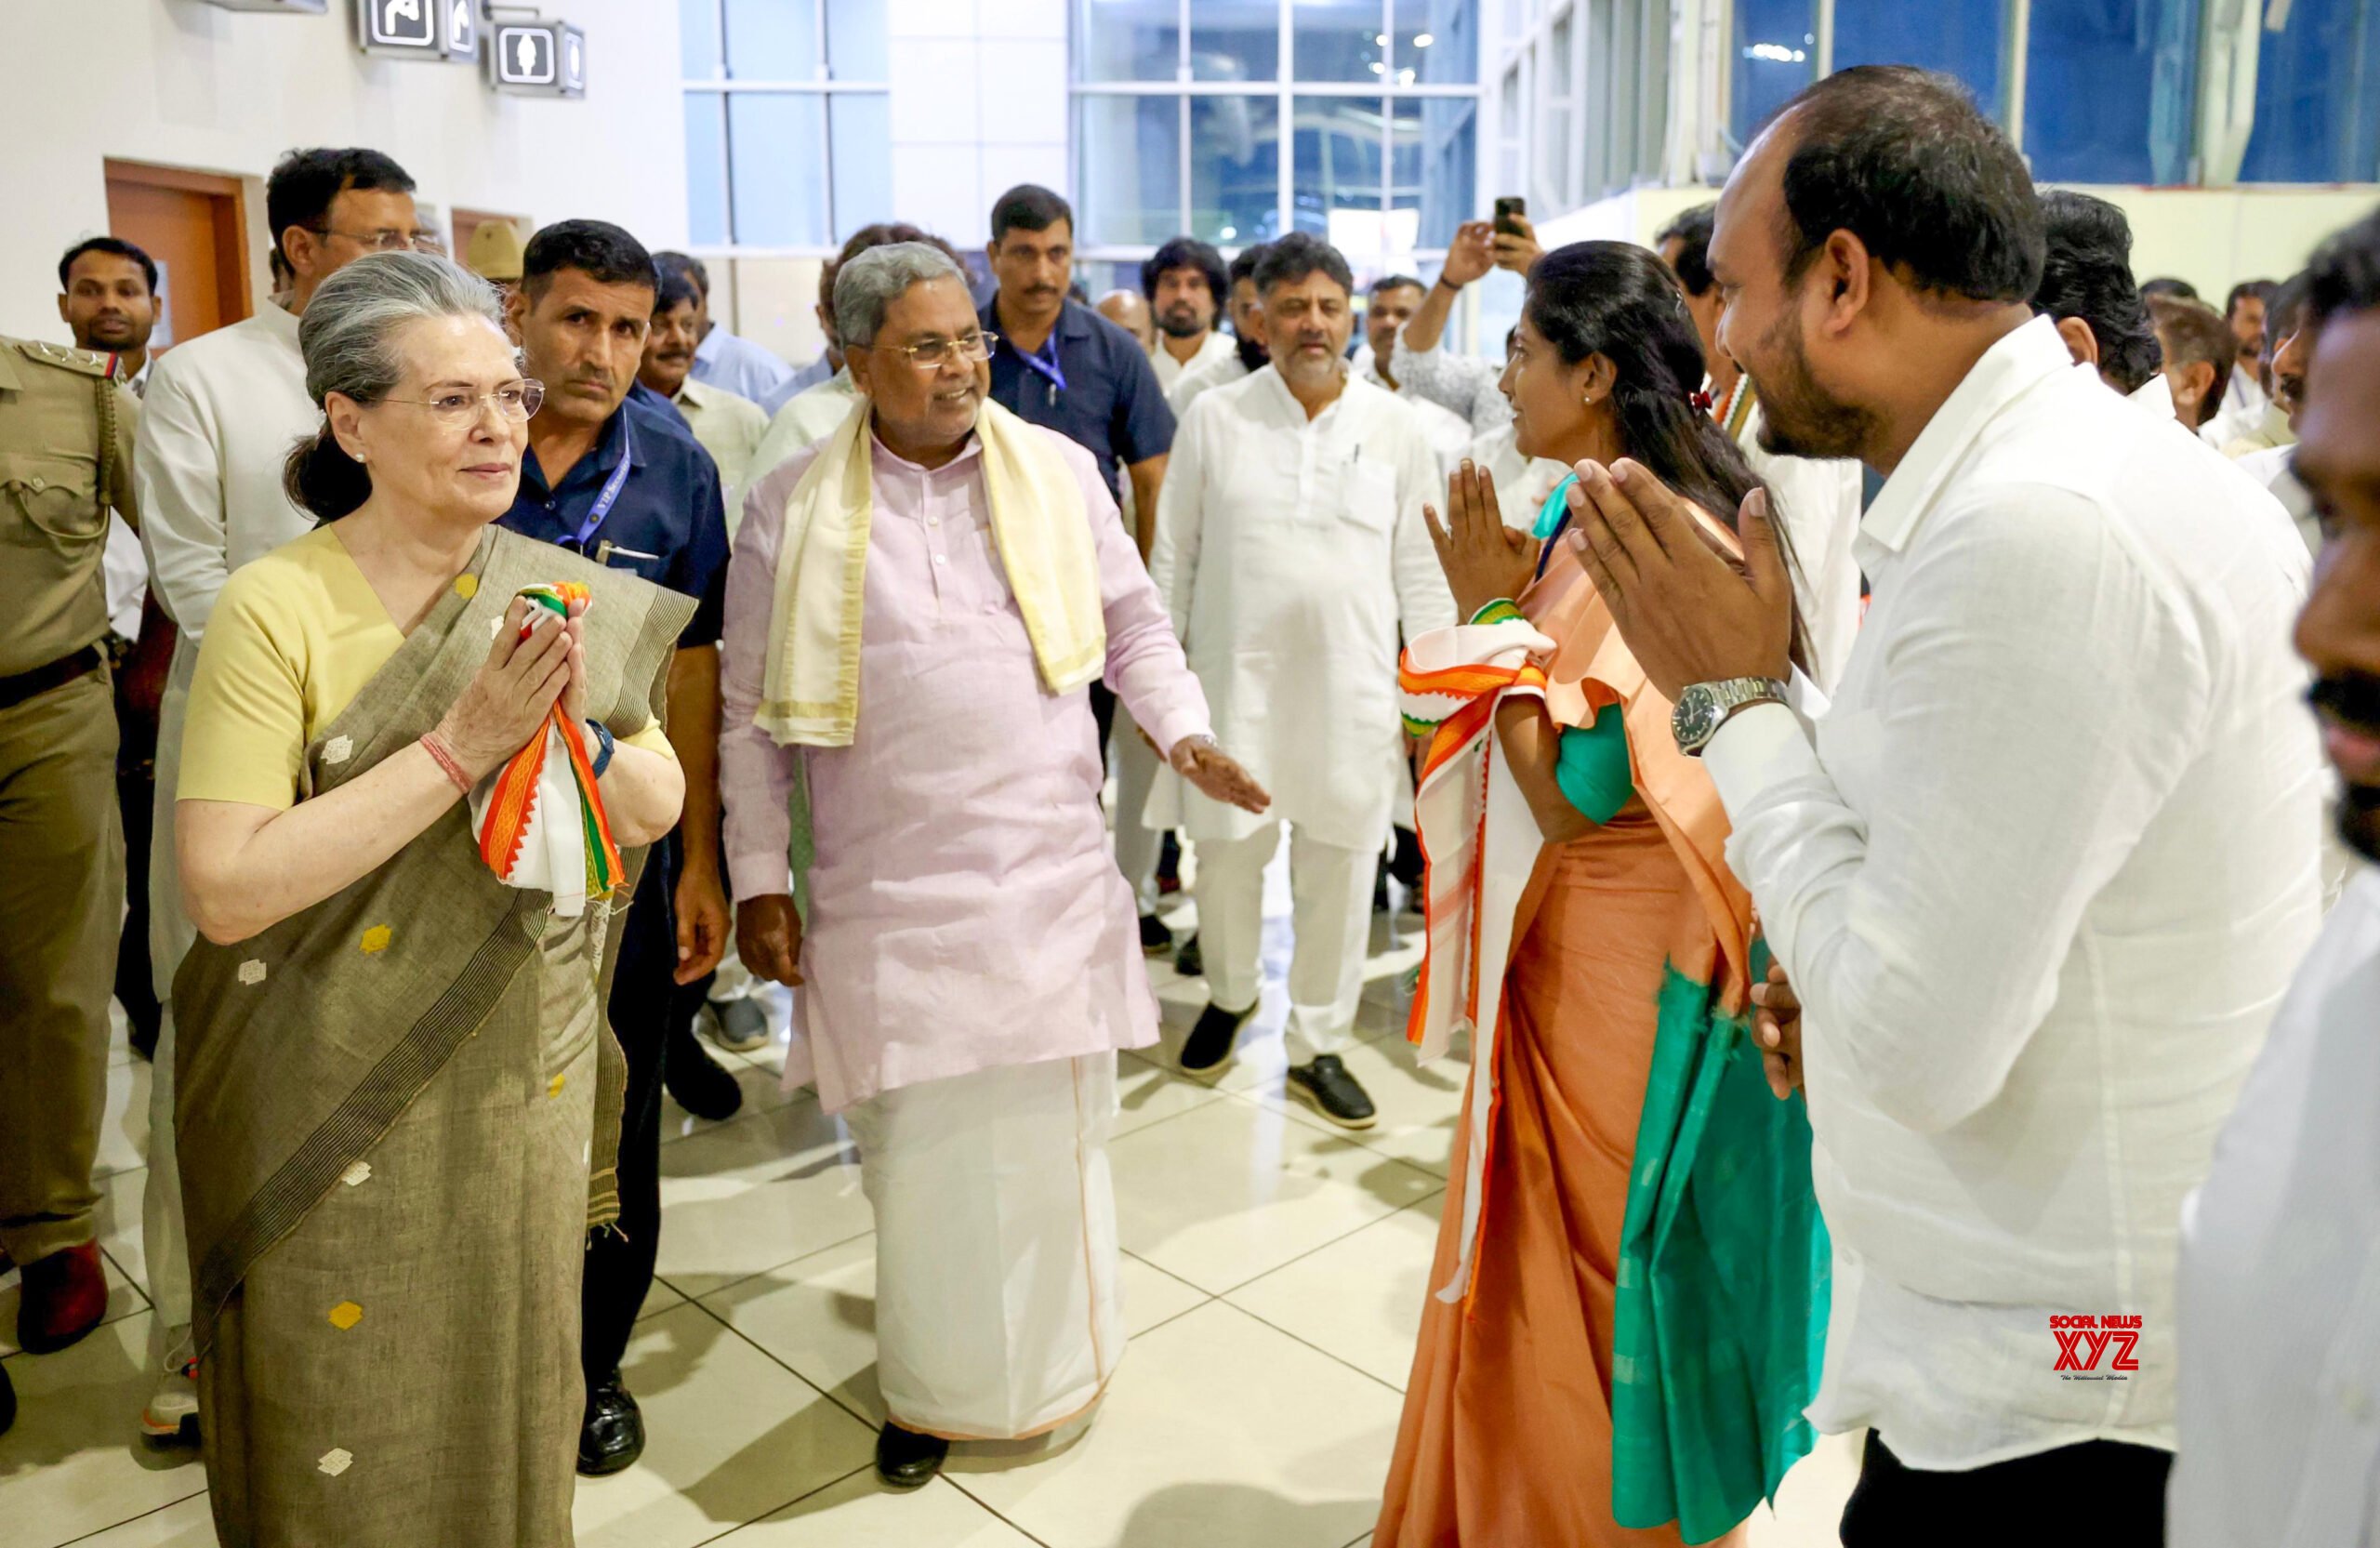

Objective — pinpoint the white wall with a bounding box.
[887,0,1067,250]
[0,0,687,340]
[1535,181,2380,299]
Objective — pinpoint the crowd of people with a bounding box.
[2,59,2377,1547]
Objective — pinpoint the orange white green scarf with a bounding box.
[468,582,624,918]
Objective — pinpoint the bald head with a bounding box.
[1095,288,1155,351]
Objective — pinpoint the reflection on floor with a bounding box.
[1,880,1856,1547]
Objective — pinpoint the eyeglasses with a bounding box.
[312,226,440,253]
[380,380,546,423]
[884,332,997,371]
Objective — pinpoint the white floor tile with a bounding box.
[1746,1428,1860,1547]
[1223,1201,1444,1391]
[659,1054,805,1141]
[0,1313,204,1545]
[652,1095,872,1298]
[570,1302,878,1548]
[1111,1055,1227,1138]
[710,1469,1038,1544]
[952,1300,1402,1548]
[1110,1096,1439,1294]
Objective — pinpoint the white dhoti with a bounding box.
[1108,708,1165,916]
[1194,822,1371,1063]
[842,1051,1122,1440]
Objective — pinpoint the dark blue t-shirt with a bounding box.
[979,295,1175,500]
[498,391,729,648]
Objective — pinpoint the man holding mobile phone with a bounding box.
[1390,206,1544,434]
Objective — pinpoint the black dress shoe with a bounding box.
[577,1372,644,1476]
[1173,932,1202,979]
[875,1421,949,1489]
[664,1037,745,1122]
[1286,1054,1378,1131]
[1179,1000,1254,1074]
[705,995,771,1053]
[1138,913,1173,955]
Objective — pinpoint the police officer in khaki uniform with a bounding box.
[0,335,140,1410]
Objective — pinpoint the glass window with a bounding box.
[1295,95,1387,247]
[1191,0,1279,81]
[1394,95,1475,250]
[825,0,889,80]
[723,0,820,79]
[685,94,730,244]
[729,94,830,245]
[681,0,723,80]
[1191,95,1282,243]
[1831,0,2002,112]
[1078,0,1181,82]
[2239,0,2380,184]
[829,94,893,234]
[1294,0,1388,83]
[2025,0,2199,185]
[1395,0,1477,84]
[1730,0,1813,148]
[1078,95,1185,245]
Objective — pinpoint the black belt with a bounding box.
[0,644,102,711]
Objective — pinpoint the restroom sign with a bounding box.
[443,0,476,62]
[494,23,554,84]
[487,19,585,98]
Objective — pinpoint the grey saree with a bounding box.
[172,526,691,1548]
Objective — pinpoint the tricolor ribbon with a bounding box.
[469,583,624,918]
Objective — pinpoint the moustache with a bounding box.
[2310,674,2380,742]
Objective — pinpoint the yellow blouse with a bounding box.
[179,525,672,811]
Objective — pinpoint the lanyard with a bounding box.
[1017,330,1067,401]
[556,411,636,550]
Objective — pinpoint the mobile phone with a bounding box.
[1493,195,1527,238]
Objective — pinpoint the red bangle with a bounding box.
[420,731,473,796]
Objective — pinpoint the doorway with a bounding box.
[102,159,254,351]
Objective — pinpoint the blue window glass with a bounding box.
[2239,0,2380,183]
[728,93,830,245]
[723,0,819,79]
[1191,0,1278,82]
[1395,94,1476,249]
[1078,94,1185,245]
[828,94,892,235]
[1730,0,1817,146]
[825,0,888,81]
[1294,95,1386,238]
[685,94,730,245]
[1832,0,2003,115]
[1079,0,1182,83]
[2026,0,2201,185]
[681,0,723,80]
[1192,94,1282,244]
[1295,0,1387,84]
[1394,0,1480,85]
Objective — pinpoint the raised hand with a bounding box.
[433,596,572,780]
[1423,459,1540,620]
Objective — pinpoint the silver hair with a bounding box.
[832,242,967,351]
[294,250,510,408]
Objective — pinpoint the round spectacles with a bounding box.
[380,380,546,423]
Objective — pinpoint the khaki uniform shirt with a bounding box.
[0,337,140,678]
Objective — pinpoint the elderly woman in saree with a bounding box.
[1377,243,1841,1547]
[170,251,689,1548]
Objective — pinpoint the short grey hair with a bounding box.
[295,250,509,409]
[833,242,967,351]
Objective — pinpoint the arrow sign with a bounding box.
[370,0,431,45]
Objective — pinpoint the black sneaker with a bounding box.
[1138,913,1173,955]
[1173,932,1203,979]
[875,1421,949,1489]
[664,1034,745,1122]
[1286,1055,1377,1131]
[577,1372,644,1476]
[705,995,770,1052]
[1178,1001,1254,1074]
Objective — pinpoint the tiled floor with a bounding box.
[1,880,1857,1548]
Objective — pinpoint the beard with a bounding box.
[1235,332,1270,371]
[2312,674,2380,865]
[1748,308,1875,463]
[1159,304,1209,339]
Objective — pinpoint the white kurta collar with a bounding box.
[1860,314,2072,557]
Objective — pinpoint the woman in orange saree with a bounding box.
[1377,242,1832,1547]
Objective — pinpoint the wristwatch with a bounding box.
[1671,678,1788,757]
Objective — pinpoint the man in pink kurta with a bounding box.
[719,244,1265,1490]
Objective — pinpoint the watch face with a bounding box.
[1672,686,1718,748]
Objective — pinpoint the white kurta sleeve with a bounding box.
[1146,392,1211,643]
[1389,418,1456,636]
[134,364,231,639]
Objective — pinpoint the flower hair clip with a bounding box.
[1689,388,1714,413]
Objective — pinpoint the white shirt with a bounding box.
[1150,330,1235,394]
[751,368,863,491]
[1732,396,1865,692]
[670,377,769,538]
[2170,867,2380,1544]
[1167,350,1250,417]
[2201,363,2270,450]
[1148,366,1453,851]
[2236,443,2319,558]
[1702,315,2324,1471]
[1471,423,1571,531]
[1358,352,1474,476]
[135,304,313,642]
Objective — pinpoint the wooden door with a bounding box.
[102,160,253,351]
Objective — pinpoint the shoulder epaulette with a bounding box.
[8,337,115,379]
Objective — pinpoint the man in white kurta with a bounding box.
[1149,233,1455,1128]
[721,245,1264,1488]
[131,146,421,1439]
